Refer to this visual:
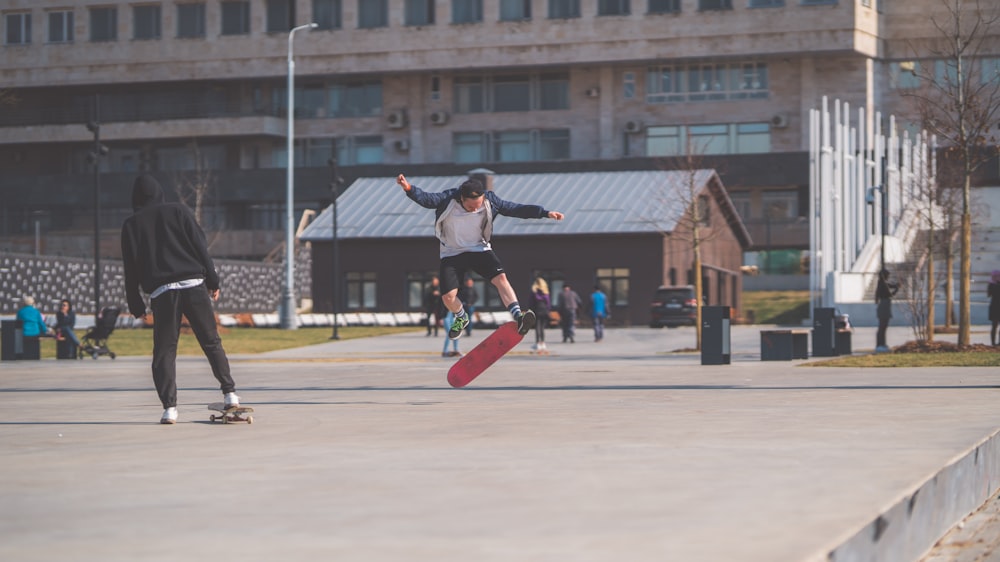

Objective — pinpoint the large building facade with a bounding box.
[1,0,996,305]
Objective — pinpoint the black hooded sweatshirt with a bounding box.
[121,174,220,318]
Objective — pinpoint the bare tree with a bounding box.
[900,0,1000,345]
[644,141,729,351]
[172,141,219,247]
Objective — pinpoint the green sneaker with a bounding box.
[449,314,469,340]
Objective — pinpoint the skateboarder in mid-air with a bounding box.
[397,174,564,340]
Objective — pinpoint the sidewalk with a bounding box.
[1,325,998,561]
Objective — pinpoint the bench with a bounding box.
[760,329,810,361]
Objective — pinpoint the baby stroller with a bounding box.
[79,306,120,360]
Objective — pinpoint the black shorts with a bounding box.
[440,251,505,294]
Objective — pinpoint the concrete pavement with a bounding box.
[1,325,999,561]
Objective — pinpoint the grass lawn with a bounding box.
[807,352,1000,367]
[742,290,811,325]
[41,326,419,360]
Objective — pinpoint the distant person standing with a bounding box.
[527,277,551,353]
[16,296,49,337]
[590,285,608,342]
[558,284,582,343]
[989,270,1000,346]
[874,269,898,353]
[424,276,442,337]
[459,277,479,336]
[121,174,240,424]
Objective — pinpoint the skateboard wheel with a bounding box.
[210,415,217,422]
[247,416,253,424]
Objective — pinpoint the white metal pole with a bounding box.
[280,22,317,330]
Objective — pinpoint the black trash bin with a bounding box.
[57,338,77,360]
[701,306,731,365]
[812,307,838,357]
[1,320,20,361]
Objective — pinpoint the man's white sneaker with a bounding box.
[224,392,240,408]
[161,407,178,424]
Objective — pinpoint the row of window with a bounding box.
[76,120,772,175]
[3,0,841,45]
[889,58,1000,89]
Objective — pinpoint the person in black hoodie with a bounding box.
[121,174,240,424]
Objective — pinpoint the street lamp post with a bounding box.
[86,95,108,322]
[280,22,318,330]
[329,157,344,340]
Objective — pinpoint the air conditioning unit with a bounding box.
[394,139,410,151]
[624,120,643,134]
[386,109,408,129]
[429,111,449,126]
[584,87,600,98]
[770,113,789,129]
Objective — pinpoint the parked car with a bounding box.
[649,285,698,328]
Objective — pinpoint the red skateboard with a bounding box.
[447,322,524,388]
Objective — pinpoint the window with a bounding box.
[548,0,580,18]
[646,122,771,156]
[453,0,483,23]
[649,61,768,102]
[538,73,569,109]
[221,1,250,35]
[177,3,206,38]
[346,272,377,309]
[313,0,342,29]
[688,124,729,154]
[336,135,383,165]
[598,0,630,16]
[300,138,335,166]
[329,81,382,117]
[359,0,388,28]
[647,66,685,102]
[800,0,837,4]
[266,0,294,32]
[596,268,630,307]
[981,58,1000,85]
[48,10,74,43]
[274,81,381,118]
[623,72,636,99]
[934,59,959,87]
[749,0,783,6]
[698,0,732,9]
[430,76,441,101]
[407,272,438,309]
[729,192,751,220]
[454,76,486,113]
[494,131,532,161]
[89,7,117,42]
[646,126,682,155]
[5,12,31,45]
[454,132,487,163]
[697,194,711,226]
[133,5,162,40]
[537,129,570,160]
[454,73,569,113]
[493,75,531,112]
[762,190,798,219]
[735,122,770,153]
[405,0,435,25]
[648,0,680,13]
[500,0,531,20]
[687,64,728,100]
